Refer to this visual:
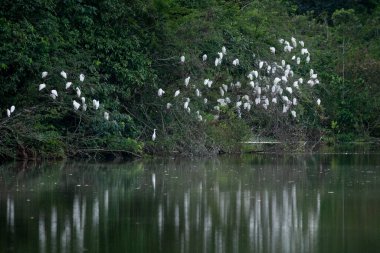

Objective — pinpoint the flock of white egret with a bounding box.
[4,70,109,122]
[153,37,322,141]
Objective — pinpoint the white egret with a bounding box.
[73,100,80,110]
[184,76,190,87]
[222,84,228,92]
[51,90,58,99]
[259,61,264,69]
[202,54,207,61]
[104,112,109,121]
[184,98,190,109]
[60,71,67,79]
[291,37,297,47]
[307,80,315,86]
[298,78,303,84]
[39,83,46,91]
[180,55,185,63]
[219,87,225,97]
[281,60,286,67]
[296,57,301,65]
[274,77,281,86]
[293,81,299,89]
[252,70,258,78]
[282,104,288,113]
[166,103,172,109]
[279,38,284,44]
[207,80,213,88]
[249,81,255,88]
[79,73,85,82]
[272,97,278,103]
[286,87,293,94]
[10,105,15,113]
[204,98,208,104]
[81,97,86,104]
[158,88,165,97]
[232,59,239,66]
[292,55,296,60]
[299,41,305,47]
[247,73,253,80]
[152,129,156,141]
[218,52,223,59]
[76,87,81,97]
[306,55,310,63]
[293,98,297,105]
[42,71,48,78]
[311,74,318,79]
[301,48,309,55]
[317,98,321,106]
[204,79,209,85]
[270,47,276,54]
[93,99,100,110]
[65,82,72,89]
[222,46,227,54]
[7,109,11,117]
[291,110,297,118]
[174,90,180,97]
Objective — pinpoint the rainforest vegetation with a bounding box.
[0,0,379,160]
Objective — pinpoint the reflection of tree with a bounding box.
[1,154,379,252]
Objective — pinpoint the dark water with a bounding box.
[1,154,380,253]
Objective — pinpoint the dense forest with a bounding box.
[0,0,379,160]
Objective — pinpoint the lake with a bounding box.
[1,154,380,253]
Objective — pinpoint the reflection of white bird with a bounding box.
[152,129,156,141]
[104,112,109,121]
[39,83,46,91]
[73,100,80,110]
[60,71,67,79]
[79,73,85,82]
[42,71,48,78]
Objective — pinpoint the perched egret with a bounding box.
[232,59,239,66]
[39,83,46,91]
[296,57,301,65]
[281,60,286,67]
[10,105,15,113]
[204,98,208,104]
[76,87,81,97]
[7,109,11,117]
[270,47,276,54]
[184,98,190,109]
[60,71,67,79]
[42,71,48,78]
[299,41,305,47]
[222,46,227,54]
[247,73,253,80]
[286,87,293,94]
[81,97,86,104]
[195,89,201,97]
[293,98,297,105]
[73,100,81,110]
[272,97,278,103]
[104,112,109,121]
[298,78,304,84]
[79,73,85,82]
[152,129,157,141]
[306,55,310,63]
[184,76,190,87]
[180,55,185,63]
[279,38,284,44]
[291,110,297,118]
[51,90,58,99]
[293,81,299,89]
[93,99,100,110]
[317,98,321,106]
[219,87,225,97]
[202,54,207,61]
[291,37,297,47]
[259,61,264,69]
[292,55,296,60]
[252,70,258,78]
[65,82,72,89]
[274,77,281,86]
[166,103,172,109]
[158,88,165,97]
[83,103,87,111]
[174,90,180,97]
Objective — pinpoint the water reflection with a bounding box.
[0,154,379,253]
